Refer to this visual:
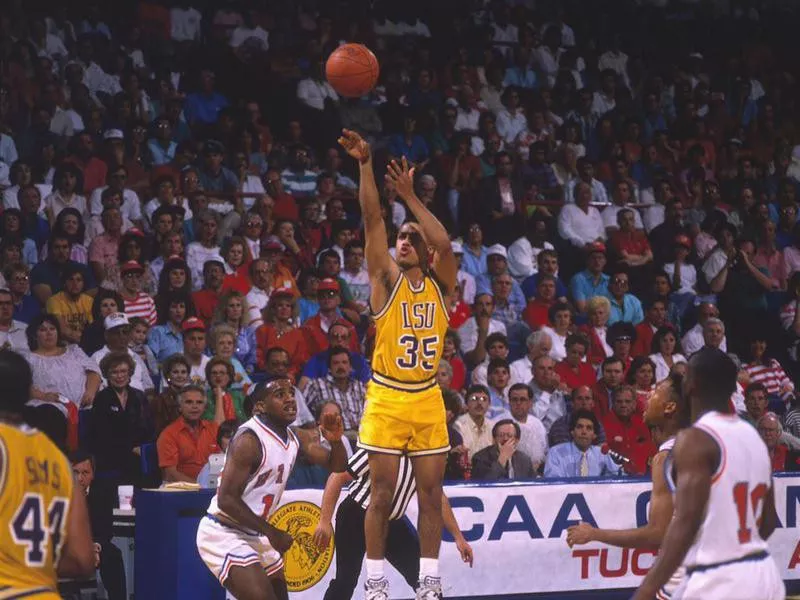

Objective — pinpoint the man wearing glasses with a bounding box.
[297,321,371,392]
[300,279,357,356]
[606,268,644,325]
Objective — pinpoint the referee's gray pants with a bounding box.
[324,496,420,599]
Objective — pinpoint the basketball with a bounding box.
[325,43,380,98]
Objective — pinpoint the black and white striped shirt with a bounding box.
[346,449,416,520]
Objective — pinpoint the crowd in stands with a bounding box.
[3,0,800,506]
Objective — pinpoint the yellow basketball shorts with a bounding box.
[358,381,450,457]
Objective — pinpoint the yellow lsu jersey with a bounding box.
[370,274,449,392]
[0,422,73,598]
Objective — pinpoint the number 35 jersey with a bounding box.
[0,422,73,596]
[370,274,449,393]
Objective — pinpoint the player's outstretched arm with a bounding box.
[632,429,717,600]
[442,494,474,567]
[339,129,399,309]
[217,431,293,553]
[57,482,96,578]
[296,413,348,473]
[567,450,673,550]
[386,158,457,292]
[312,470,354,549]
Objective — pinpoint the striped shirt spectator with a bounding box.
[303,348,366,431]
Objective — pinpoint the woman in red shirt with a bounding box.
[220,235,253,294]
[523,274,557,330]
[626,355,656,415]
[554,333,597,394]
[443,329,467,392]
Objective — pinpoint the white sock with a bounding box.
[419,557,439,579]
[366,558,385,580]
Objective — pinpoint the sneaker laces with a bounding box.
[365,577,390,600]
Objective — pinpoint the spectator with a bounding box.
[259,347,315,427]
[475,245,526,313]
[461,223,489,278]
[45,264,93,344]
[8,264,40,324]
[565,158,609,205]
[212,291,257,374]
[442,329,467,392]
[157,385,222,483]
[592,356,626,420]
[502,383,548,472]
[92,312,154,393]
[758,412,790,472]
[580,295,613,367]
[451,242,477,306]
[632,298,668,357]
[152,354,191,435]
[80,289,124,356]
[682,302,727,356]
[209,324,252,390]
[0,288,29,350]
[118,260,156,325]
[544,410,620,477]
[340,241,369,312]
[522,273,557,330]
[203,357,246,422]
[87,352,153,486]
[570,242,610,315]
[607,321,637,372]
[303,347,366,436]
[455,384,495,458]
[300,278,357,356]
[554,333,595,392]
[181,317,210,386]
[744,334,794,410]
[30,232,95,305]
[298,321,370,390]
[471,419,536,481]
[192,260,225,326]
[558,180,605,250]
[529,355,567,431]
[649,326,687,382]
[521,249,569,302]
[24,313,101,407]
[606,269,644,325]
[148,291,192,364]
[602,384,655,474]
[469,332,509,387]
[196,419,239,489]
[459,294,506,366]
[549,386,607,447]
[486,357,511,418]
[186,211,223,290]
[509,330,552,388]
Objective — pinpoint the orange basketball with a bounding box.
[325,43,380,98]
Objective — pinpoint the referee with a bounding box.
[312,448,474,600]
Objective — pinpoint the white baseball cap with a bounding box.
[103,129,125,140]
[451,241,464,254]
[487,244,508,259]
[104,312,130,330]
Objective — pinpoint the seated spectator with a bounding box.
[510,330,552,387]
[607,321,636,373]
[579,295,613,367]
[520,249,569,302]
[186,211,224,289]
[486,357,511,418]
[149,289,193,364]
[508,215,556,281]
[0,288,28,350]
[626,356,657,413]
[602,182,644,235]
[744,334,794,410]
[544,410,620,477]
[758,412,791,472]
[475,245,526,314]
[461,223,489,278]
[565,158,610,205]
[632,298,669,357]
[549,386,607,447]
[87,352,154,487]
[193,260,225,326]
[303,347,366,437]
[592,356,626,420]
[682,302,726,356]
[663,235,697,312]
[540,302,573,361]
[88,205,123,289]
[522,273,557,330]
[741,382,769,427]
[297,322,370,390]
[455,384,495,459]
[554,333,595,392]
[152,354,191,435]
[24,313,101,408]
[299,278,357,356]
[157,385,222,483]
[606,269,644,325]
[569,242,610,315]
[92,313,154,393]
[339,241,370,312]
[30,233,95,305]
[649,326,687,382]
[502,383,548,472]
[609,208,653,291]
[472,419,536,481]
[8,264,41,325]
[530,355,567,431]
[558,181,605,250]
[209,324,252,390]
[197,419,239,488]
[451,242,477,306]
[181,317,211,386]
[255,290,307,377]
[446,281,471,329]
[129,317,158,379]
[118,260,156,325]
[203,357,247,422]
[470,332,510,387]
[259,347,315,428]
[45,264,93,344]
[458,294,507,366]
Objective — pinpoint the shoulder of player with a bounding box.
[228,428,264,467]
[673,427,720,470]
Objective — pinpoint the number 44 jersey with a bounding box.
[0,422,73,598]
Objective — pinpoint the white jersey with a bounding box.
[207,417,300,533]
[658,436,683,600]
[667,411,772,570]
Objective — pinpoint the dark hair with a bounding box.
[52,207,86,246]
[0,349,32,412]
[484,332,508,352]
[651,325,678,355]
[626,356,656,386]
[487,357,510,375]
[318,248,340,265]
[687,347,737,407]
[26,314,63,350]
[607,321,637,346]
[91,289,125,322]
[508,383,532,399]
[163,353,191,379]
[565,333,589,350]
[326,346,351,369]
[344,239,364,257]
[465,384,490,399]
[156,290,195,325]
[570,409,599,432]
[99,351,136,380]
[492,418,521,439]
[745,382,767,398]
[205,357,235,387]
[60,263,85,286]
[117,231,147,264]
[53,163,85,195]
[601,355,625,371]
[548,301,573,326]
[442,388,463,416]
[158,257,191,296]
[217,419,239,446]
[264,347,289,364]
[69,449,95,468]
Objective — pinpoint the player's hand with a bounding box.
[338,129,371,164]
[566,521,596,547]
[268,528,294,554]
[320,413,344,443]
[313,520,333,549]
[456,537,474,567]
[385,157,416,200]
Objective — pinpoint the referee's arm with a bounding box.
[313,470,354,549]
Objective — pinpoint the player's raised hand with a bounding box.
[385,157,416,200]
[320,412,344,443]
[566,521,596,547]
[312,520,333,549]
[338,129,371,163]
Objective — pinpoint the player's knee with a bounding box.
[369,483,395,511]
[415,484,443,512]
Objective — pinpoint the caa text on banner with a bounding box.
[271,474,800,598]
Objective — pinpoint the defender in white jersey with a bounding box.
[196,376,347,600]
[634,348,785,600]
[567,373,690,599]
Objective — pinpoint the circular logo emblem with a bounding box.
[269,501,334,591]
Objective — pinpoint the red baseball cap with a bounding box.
[318,278,340,292]
[261,240,283,252]
[120,260,145,275]
[181,317,206,333]
[675,234,692,249]
[586,242,606,255]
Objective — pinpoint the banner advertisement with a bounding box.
[270,475,800,599]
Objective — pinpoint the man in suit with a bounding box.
[471,419,536,480]
[71,450,127,600]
